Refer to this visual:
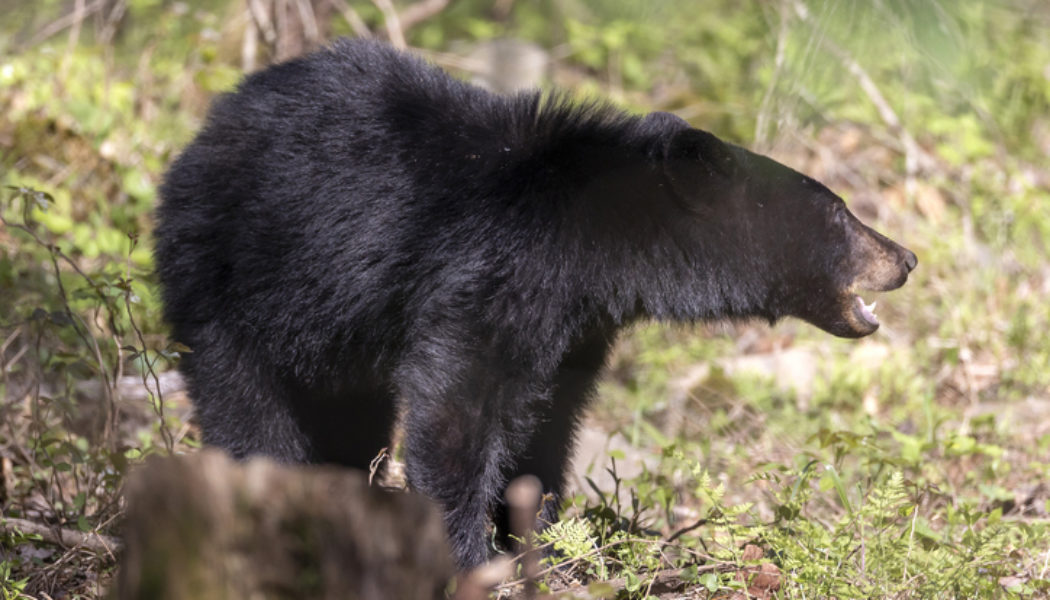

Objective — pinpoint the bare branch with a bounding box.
[27,0,105,47]
[362,0,452,48]
[400,0,451,30]
[294,0,321,44]
[2,516,122,556]
[327,0,372,38]
[754,1,792,151]
[97,0,128,45]
[65,0,87,57]
[371,0,406,48]
[248,0,278,44]
[243,7,260,71]
[547,567,713,599]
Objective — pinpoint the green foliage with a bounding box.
[1,186,184,594]
[0,562,30,600]
[546,433,1048,599]
[538,517,607,578]
[0,525,36,600]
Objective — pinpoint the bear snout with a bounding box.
[882,246,917,291]
[851,227,916,293]
[903,248,918,273]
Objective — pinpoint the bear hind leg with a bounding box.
[181,349,314,463]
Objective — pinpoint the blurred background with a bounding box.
[1,1,1048,597]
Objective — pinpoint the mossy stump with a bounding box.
[115,450,453,600]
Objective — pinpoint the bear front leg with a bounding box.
[397,352,540,568]
[494,330,612,551]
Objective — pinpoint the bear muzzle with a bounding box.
[842,230,917,336]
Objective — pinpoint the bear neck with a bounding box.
[510,104,769,329]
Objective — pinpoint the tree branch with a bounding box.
[327,0,372,38]
[371,0,406,48]
[2,516,122,556]
[400,0,451,30]
[27,0,105,47]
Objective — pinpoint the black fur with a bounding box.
[154,39,915,567]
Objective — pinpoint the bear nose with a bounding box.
[903,249,917,272]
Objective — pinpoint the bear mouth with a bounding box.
[843,292,880,336]
[854,295,878,327]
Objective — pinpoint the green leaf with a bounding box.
[680,564,699,583]
[624,570,641,593]
[700,572,720,592]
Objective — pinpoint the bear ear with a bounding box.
[662,128,739,198]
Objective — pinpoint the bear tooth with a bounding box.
[865,300,877,315]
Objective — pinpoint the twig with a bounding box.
[371,0,406,48]
[1,201,120,443]
[412,48,488,74]
[0,457,10,505]
[243,6,259,71]
[65,0,86,58]
[371,0,451,46]
[294,0,321,43]
[124,236,176,453]
[666,517,708,543]
[27,0,105,47]
[549,566,721,599]
[904,495,918,584]
[327,0,372,38]
[400,0,451,30]
[496,536,720,591]
[368,447,388,485]
[754,0,792,150]
[1,328,22,363]
[97,0,128,45]
[789,0,936,196]
[1,516,123,554]
[248,0,278,44]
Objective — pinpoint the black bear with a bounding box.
[154,39,916,568]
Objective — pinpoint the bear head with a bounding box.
[661,127,917,338]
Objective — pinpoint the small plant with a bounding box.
[1,186,190,594]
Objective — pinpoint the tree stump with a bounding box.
[115,449,453,600]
